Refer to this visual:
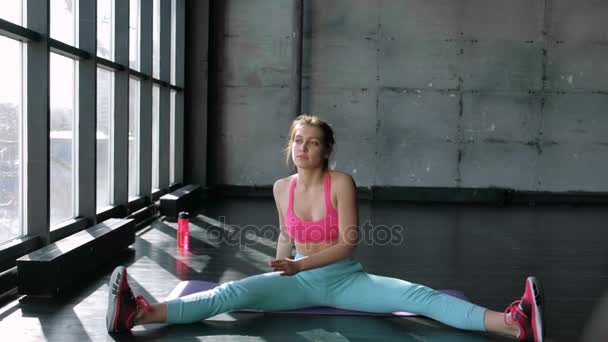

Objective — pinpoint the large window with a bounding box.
[97,0,114,60]
[96,68,115,210]
[169,90,176,184]
[128,78,140,198]
[0,36,23,242]
[0,0,184,249]
[50,53,77,227]
[153,0,160,79]
[0,0,24,25]
[50,0,77,46]
[152,85,160,190]
[129,0,141,70]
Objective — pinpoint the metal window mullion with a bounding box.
[112,0,129,206]
[160,0,171,84]
[49,38,91,59]
[174,91,184,183]
[175,0,185,88]
[25,0,50,244]
[172,0,185,184]
[78,0,97,224]
[138,0,153,198]
[95,56,125,71]
[158,87,170,189]
[157,0,171,190]
[0,18,41,41]
[129,68,149,81]
[170,0,176,85]
[139,80,152,198]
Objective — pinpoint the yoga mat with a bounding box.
[166,280,469,317]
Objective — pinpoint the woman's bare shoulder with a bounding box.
[273,174,296,197]
[328,170,356,190]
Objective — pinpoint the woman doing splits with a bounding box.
[107,114,544,341]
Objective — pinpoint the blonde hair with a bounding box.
[283,114,335,171]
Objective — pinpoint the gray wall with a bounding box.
[185,0,210,186]
[196,0,608,191]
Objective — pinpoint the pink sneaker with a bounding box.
[504,276,544,342]
[106,266,152,333]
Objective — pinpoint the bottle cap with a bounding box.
[178,211,190,219]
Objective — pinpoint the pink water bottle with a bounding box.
[177,211,190,249]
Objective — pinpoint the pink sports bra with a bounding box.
[286,172,339,243]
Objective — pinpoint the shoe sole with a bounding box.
[106,266,126,333]
[527,276,544,342]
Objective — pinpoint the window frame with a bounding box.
[0,0,25,27]
[151,83,160,191]
[0,34,25,243]
[129,0,141,71]
[50,0,79,47]
[49,51,79,229]
[95,66,116,212]
[97,0,116,61]
[128,76,141,199]
[0,0,186,276]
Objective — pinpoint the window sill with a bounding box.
[151,188,167,202]
[96,205,128,224]
[128,196,149,214]
[169,182,183,192]
[50,217,90,243]
[0,235,42,273]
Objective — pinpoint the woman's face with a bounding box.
[292,124,328,170]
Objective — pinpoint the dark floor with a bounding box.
[0,198,607,341]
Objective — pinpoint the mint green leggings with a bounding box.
[166,253,487,331]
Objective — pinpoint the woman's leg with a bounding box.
[324,271,518,337]
[156,270,321,325]
[134,303,167,325]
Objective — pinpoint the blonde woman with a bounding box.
[107,114,544,341]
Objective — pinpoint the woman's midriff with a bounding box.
[295,240,339,256]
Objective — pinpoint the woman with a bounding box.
[107,114,544,341]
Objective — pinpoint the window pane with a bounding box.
[129,0,141,70]
[129,78,140,198]
[170,0,176,84]
[0,36,23,242]
[153,0,160,79]
[0,0,23,26]
[152,85,160,190]
[51,0,77,46]
[97,0,114,60]
[50,53,76,227]
[169,90,176,184]
[97,68,114,209]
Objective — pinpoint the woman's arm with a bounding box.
[273,179,294,260]
[295,173,359,271]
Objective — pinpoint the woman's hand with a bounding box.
[269,257,301,276]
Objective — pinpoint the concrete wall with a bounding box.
[205,0,295,185]
[184,0,210,186]
[201,0,608,191]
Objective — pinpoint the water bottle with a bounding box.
[178,211,190,249]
